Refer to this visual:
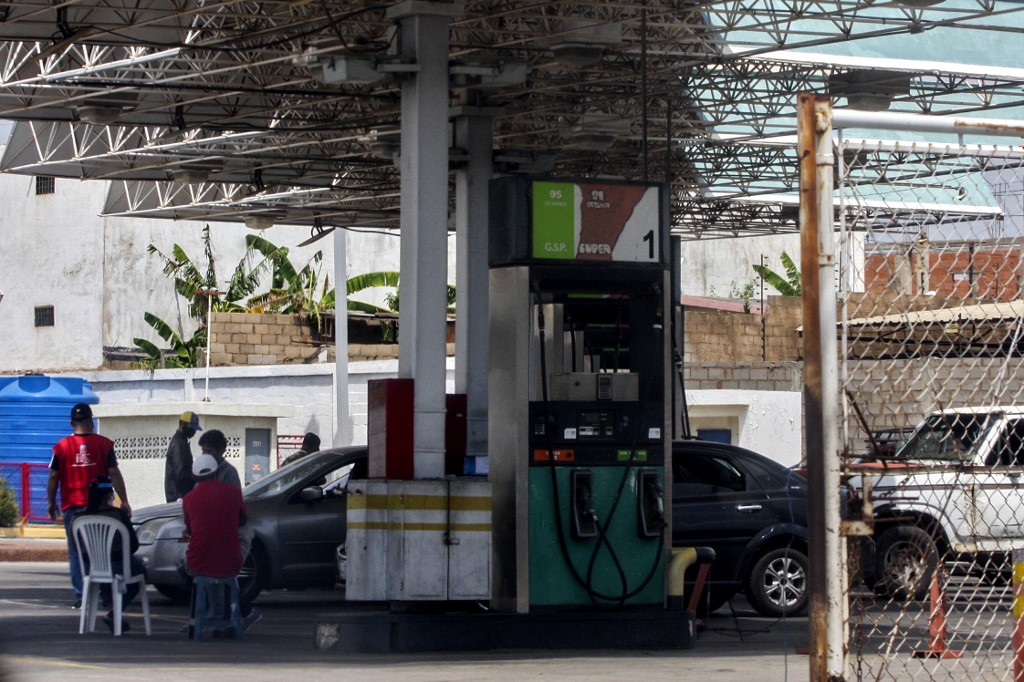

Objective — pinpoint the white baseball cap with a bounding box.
[192,453,218,478]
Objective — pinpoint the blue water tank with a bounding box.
[0,374,99,522]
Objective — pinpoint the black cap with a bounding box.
[70,403,93,422]
[302,433,321,451]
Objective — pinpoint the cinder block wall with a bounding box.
[209,313,320,366]
[683,361,801,392]
[682,293,984,364]
[208,313,449,366]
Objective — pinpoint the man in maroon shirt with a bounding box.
[47,403,132,608]
[182,453,247,579]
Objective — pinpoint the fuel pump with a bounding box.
[489,177,671,611]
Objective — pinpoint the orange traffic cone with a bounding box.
[912,569,963,659]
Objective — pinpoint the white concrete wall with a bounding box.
[39,361,457,510]
[57,359,456,448]
[93,406,288,509]
[0,164,458,374]
[680,234,800,299]
[678,231,866,299]
[685,389,803,467]
[0,176,108,370]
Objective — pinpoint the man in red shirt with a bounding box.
[46,402,132,608]
[182,453,247,579]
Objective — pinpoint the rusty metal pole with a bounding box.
[799,93,846,681]
[1014,549,1024,682]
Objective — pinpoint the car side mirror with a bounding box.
[296,486,323,503]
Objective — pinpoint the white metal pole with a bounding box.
[333,228,349,447]
[204,287,213,402]
[454,107,498,465]
[833,109,1024,138]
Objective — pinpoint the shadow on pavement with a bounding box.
[0,568,808,681]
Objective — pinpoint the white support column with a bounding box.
[453,106,498,465]
[333,228,349,447]
[388,1,463,479]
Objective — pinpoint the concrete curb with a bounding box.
[0,526,68,562]
[0,538,67,562]
[0,524,65,539]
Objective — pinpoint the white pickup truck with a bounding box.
[850,406,1024,599]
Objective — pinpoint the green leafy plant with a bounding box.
[146,226,277,322]
[133,313,208,369]
[0,477,21,528]
[244,237,335,335]
[752,251,802,296]
[729,279,757,313]
[345,271,455,343]
[135,228,333,366]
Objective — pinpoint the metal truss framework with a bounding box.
[0,1,1023,241]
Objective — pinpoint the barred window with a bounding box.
[34,305,54,327]
[35,176,55,195]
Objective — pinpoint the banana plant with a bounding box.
[146,225,275,322]
[132,312,207,369]
[752,251,802,296]
[344,271,455,343]
[137,226,279,366]
[346,271,400,314]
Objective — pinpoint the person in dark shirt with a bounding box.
[165,411,202,502]
[281,432,321,467]
[197,429,241,488]
[80,476,145,632]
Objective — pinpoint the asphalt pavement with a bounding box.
[0,558,812,682]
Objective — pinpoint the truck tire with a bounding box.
[873,526,939,601]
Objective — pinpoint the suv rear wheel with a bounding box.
[873,526,938,601]
[746,547,809,617]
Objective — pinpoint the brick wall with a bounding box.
[864,243,1021,301]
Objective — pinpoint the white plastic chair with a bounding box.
[72,515,152,636]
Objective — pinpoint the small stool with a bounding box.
[188,575,243,640]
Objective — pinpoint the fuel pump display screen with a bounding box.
[577,411,614,438]
[531,181,662,264]
[529,401,663,466]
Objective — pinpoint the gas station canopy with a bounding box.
[1,1,1024,240]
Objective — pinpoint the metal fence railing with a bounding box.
[815,101,1024,680]
[276,434,305,467]
[0,462,53,523]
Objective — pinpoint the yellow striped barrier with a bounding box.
[345,479,491,601]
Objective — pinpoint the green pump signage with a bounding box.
[532,181,576,259]
[530,180,662,264]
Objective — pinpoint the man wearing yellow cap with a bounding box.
[165,411,202,502]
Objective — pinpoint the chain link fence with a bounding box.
[835,117,1024,680]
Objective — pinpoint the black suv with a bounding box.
[672,439,809,617]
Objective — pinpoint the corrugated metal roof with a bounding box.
[845,301,1024,327]
[797,300,1024,332]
